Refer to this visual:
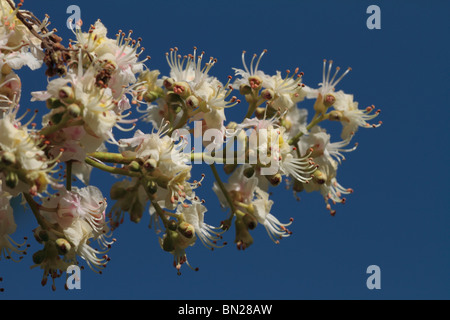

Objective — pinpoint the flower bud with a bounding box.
[50,112,64,125]
[178,221,195,239]
[172,82,191,99]
[32,250,46,265]
[145,180,158,195]
[185,95,199,108]
[5,171,19,189]
[243,213,257,230]
[239,84,252,95]
[312,170,327,185]
[248,76,262,90]
[143,91,159,103]
[163,78,175,90]
[254,107,266,119]
[128,161,141,172]
[328,110,343,121]
[261,88,275,100]
[167,219,178,231]
[58,86,75,103]
[46,98,64,109]
[1,152,16,166]
[55,238,71,255]
[266,173,282,186]
[293,179,304,193]
[67,104,81,117]
[144,158,157,172]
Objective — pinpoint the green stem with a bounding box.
[23,193,50,231]
[150,200,169,227]
[87,152,136,165]
[85,157,141,177]
[288,113,325,146]
[210,163,236,214]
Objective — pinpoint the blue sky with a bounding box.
[1,0,449,300]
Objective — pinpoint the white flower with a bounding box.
[251,187,292,243]
[232,50,271,89]
[264,70,305,111]
[41,186,112,272]
[177,198,223,250]
[332,90,382,140]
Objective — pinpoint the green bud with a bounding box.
[163,78,175,90]
[167,219,178,231]
[1,152,16,166]
[5,171,19,189]
[312,170,327,185]
[162,230,178,252]
[143,91,159,103]
[46,98,64,109]
[58,86,75,103]
[32,250,46,265]
[266,173,282,186]
[55,238,71,255]
[38,230,49,242]
[50,112,64,125]
[261,88,275,100]
[128,161,141,172]
[144,158,157,172]
[145,180,158,195]
[67,104,81,117]
[178,221,195,239]
[328,110,343,121]
[1,63,12,76]
[185,95,199,108]
[293,179,304,193]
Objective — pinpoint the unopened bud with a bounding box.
[162,231,177,252]
[312,170,327,185]
[178,221,195,239]
[185,95,199,108]
[328,110,343,121]
[58,86,75,103]
[254,107,266,119]
[50,112,64,125]
[145,180,158,195]
[5,171,19,189]
[144,158,157,171]
[261,88,274,100]
[32,250,46,265]
[267,173,282,186]
[1,152,16,165]
[67,104,81,117]
[167,219,178,231]
[128,161,141,172]
[239,84,252,95]
[55,238,71,255]
[46,98,64,109]
[143,91,159,103]
[293,179,304,193]
[163,78,175,90]
[248,76,262,90]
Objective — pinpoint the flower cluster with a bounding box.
[0,0,381,289]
